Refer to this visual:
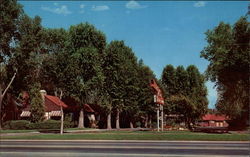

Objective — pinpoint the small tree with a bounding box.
[30,83,45,123]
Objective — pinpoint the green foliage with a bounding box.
[161,65,208,128]
[6,14,45,94]
[200,16,249,127]
[68,22,106,54]
[0,0,23,64]
[67,23,105,105]
[3,120,73,130]
[161,64,176,96]
[3,120,30,130]
[102,40,143,120]
[137,60,155,115]
[29,83,45,123]
[28,120,73,129]
[1,1,159,129]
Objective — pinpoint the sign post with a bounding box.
[157,104,160,132]
[161,104,164,131]
[150,79,165,132]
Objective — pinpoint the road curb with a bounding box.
[1,139,249,143]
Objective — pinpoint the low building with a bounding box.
[20,90,68,120]
[199,114,229,127]
[195,114,229,133]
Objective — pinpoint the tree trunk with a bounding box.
[130,121,134,128]
[144,114,148,128]
[78,108,84,128]
[149,115,152,128]
[116,108,120,129]
[107,111,112,130]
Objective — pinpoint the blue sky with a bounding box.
[19,1,249,108]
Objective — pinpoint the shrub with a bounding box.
[3,120,30,130]
[28,119,74,130]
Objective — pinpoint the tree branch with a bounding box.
[2,72,17,98]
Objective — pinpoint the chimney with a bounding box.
[40,90,47,101]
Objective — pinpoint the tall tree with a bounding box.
[200,16,249,128]
[186,65,208,122]
[161,65,208,128]
[102,41,128,129]
[0,0,23,129]
[102,40,140,129]
[68,23,106,128]
[137,59,155,128]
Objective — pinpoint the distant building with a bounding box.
[195,114,229,133]
[199,114,229,127]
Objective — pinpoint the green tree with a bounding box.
[102,41,130,129]
[68,23,106,128]
[200,16,249,128]
[0,0,23,129]
[161,64,176,97]
[137,59,155,128]
[6,14,45,93]
[102,40,141,129]
[161,65,208,129]
[29,83,45,123]
[186,65,208,122]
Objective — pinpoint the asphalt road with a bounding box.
[0,140,249,157]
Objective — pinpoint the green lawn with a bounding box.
[0,129,37,133]
[1,130,249,141]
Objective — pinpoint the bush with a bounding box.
[3,119,74,130]
[3,120,30,130]
[28,119,73,130]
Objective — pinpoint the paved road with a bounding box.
[0,140,249,157]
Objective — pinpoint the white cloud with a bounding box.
[41,5,72,15]
[92,5,109,11]
[54,3,58,6]
[126,1,147,10]
[193,1,206,8]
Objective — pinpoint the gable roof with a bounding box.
[202,114,228,121]
[23,95,68,112]
[45,95,68,108]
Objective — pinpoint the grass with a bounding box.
[0,129,37,133]
[1,130,249,141]
[65,128,95,131]
[0,127,93,133]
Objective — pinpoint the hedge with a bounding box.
[3,120,73,130]
[3,120,30,130]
